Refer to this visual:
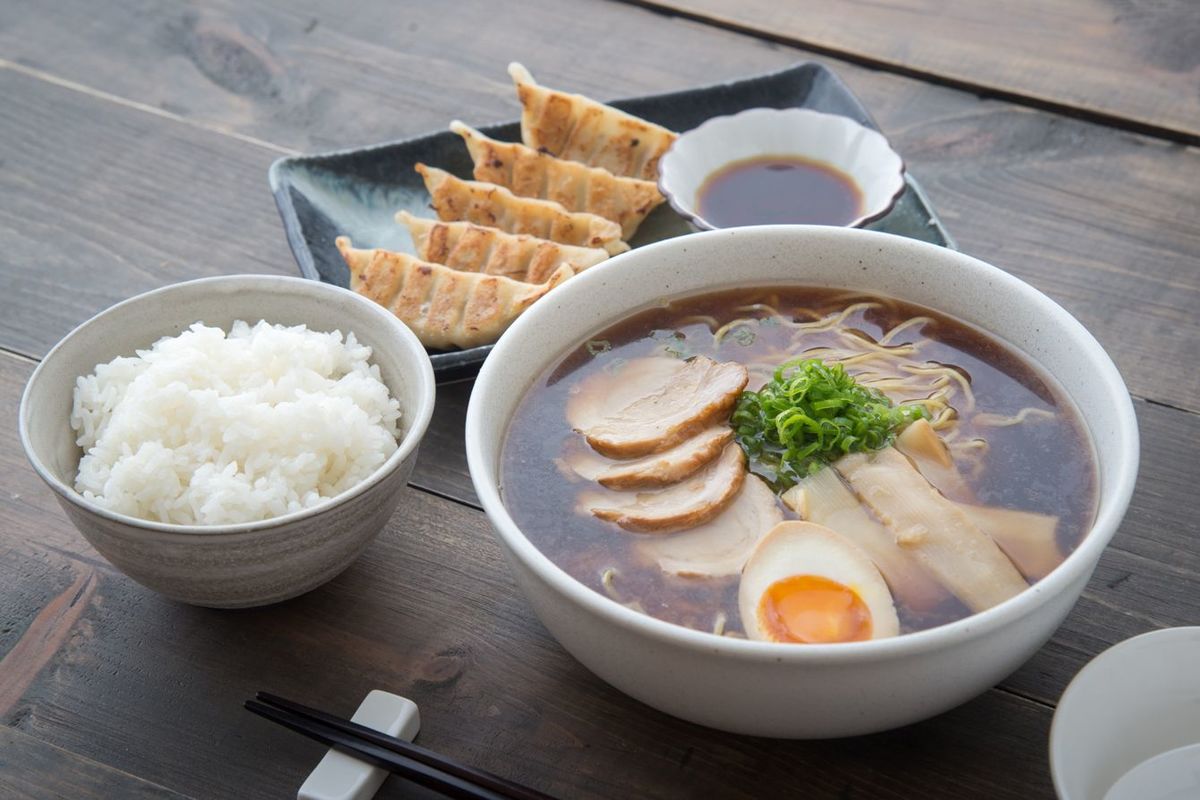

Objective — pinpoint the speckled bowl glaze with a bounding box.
[658,107,906,230]
[466,226,1139,738]
[19,275,435,608]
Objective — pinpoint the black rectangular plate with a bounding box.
[269,62,955,382]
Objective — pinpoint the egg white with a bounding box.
[739,521,900,642]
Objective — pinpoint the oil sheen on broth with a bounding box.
[499,288,1097,639]
[696,155,863,227]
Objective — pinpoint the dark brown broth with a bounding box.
[500,287,1098,639]
[697,155,863,227]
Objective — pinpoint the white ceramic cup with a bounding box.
[1051,627,1200,799]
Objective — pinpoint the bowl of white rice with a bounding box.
[19,275,435,608]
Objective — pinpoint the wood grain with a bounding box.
[0,351,1059,800]
[0,566,98,716]
[0,727,190,800]
[1,353,1198,798]
[0,67,293,361]
[1,0,1199,796]
[623,0,1200,144]
[417,379,476,505]
[1,0,1199,417]
[0,0,796,153]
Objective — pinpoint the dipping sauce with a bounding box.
[696,155,864,227]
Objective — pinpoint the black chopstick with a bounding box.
[246,693,557,800]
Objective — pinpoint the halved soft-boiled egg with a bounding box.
[739,521,900,643]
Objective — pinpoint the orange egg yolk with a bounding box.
[757,574,873,643]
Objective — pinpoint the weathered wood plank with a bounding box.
[417,379,476,505]
[0,67,292,360]
[2,529,1060,800]
[1,0,1198,418]
[0,354,1054,800]
[1,342,1197,799]
[0,727,190,800]
[622,0,1200,144]
[0,0,795,153]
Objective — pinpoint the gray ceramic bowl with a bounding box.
[19,275,435,608]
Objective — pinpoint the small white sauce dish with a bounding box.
[1050,627,1200,799]
[658,107,906,230]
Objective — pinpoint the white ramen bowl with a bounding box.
[465,226,1139,738]
[658,108,906,229]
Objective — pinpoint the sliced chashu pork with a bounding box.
[564,426,734,490]
[568,356,748,458]
[581,443,746,533]
[636,475,782,577]
[836,447,1028,613]
[567,357,683,431]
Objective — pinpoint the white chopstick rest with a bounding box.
[297,691,421,800]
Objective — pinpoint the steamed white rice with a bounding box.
[71,320,402,525]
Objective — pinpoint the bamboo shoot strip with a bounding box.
[783,466,948,612]
[836,447,1027,613]
[895,418,974,502]
[956,504,1061,581]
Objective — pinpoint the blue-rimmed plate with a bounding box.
[268,62,955,382]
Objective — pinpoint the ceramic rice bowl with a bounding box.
[19,275,435,609]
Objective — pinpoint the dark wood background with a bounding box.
[1,1,1198,798]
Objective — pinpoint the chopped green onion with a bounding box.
[732,358,928,489]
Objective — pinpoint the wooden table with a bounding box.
[2,1,1197,797]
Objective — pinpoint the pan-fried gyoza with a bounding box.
[451,121,664,240]
[397,211,608,284]
[333,65,691,352]
[508,62,678,181]
[337,236,571,350]
[416,164,628,255]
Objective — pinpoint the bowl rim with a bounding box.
[466,225,1140,665]
[657,107,908,231]
[18,274,436,538]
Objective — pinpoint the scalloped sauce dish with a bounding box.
[658,107,905,230]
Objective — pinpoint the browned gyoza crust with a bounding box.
[415,163,628,255]
[451,121,664,240]
[336,236,570,350]
[397,211,608,284]
[509,62,677,181]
